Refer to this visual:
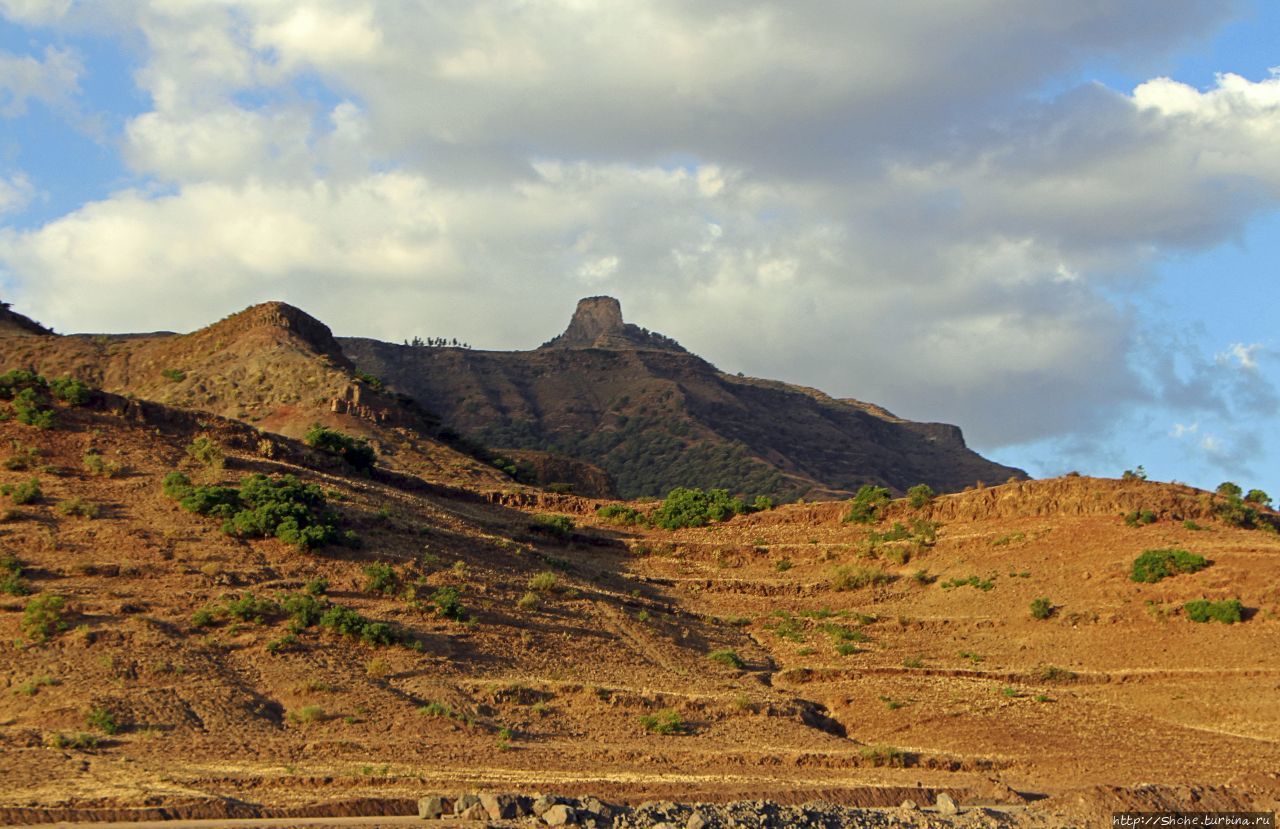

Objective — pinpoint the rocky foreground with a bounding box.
[415,793,1070,829]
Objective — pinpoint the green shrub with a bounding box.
[1,553,29,596]
[906,484,935,509]
[531,514,575,539]
[2,477,41,504]
[225,592,280,623]
[1183,519,1205,531]
[1184,598,1243,624]
[1130,549,1209,583]
[161,368,186,382]
[707,649,744,669]
[859,745,907,767]
[651,487,745,529]
[517,591,541,611]
[597,504,646,526]
[419,701,453,718]
[186,436,224,470]
[22,595,67,643]
[281,592,327,627]
[1121,466,1147,481]
[1029,597,1054,620]
[751,495,775,512]
[82,450,122,477]
[528,571,559,593]
[844,485,890,524]
[190,608,217,628]
[289,705,327,724]
[49,376,90,405]
[164,472,341,550]
[12,387,55,428]
[363,563,398,595]
[638,708,687,735]
[0,369,45,398]
[1216,481,1243,499]
[304,577,329,596]
[85,707,119,735]
[1124,509,1157,527]
[56,498,100,519]
[1244,489,1272,508]
[940,574,996,591]
[5,440,41,471]
[304,425,375,472]
[830,565,893,591]
[431,586,465,621]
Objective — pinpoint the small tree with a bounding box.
[1244,489,1272,509]
[906,484,935,509]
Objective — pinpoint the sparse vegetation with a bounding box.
[85,707,119,735]
[1,553,30,596]
[707,649,744,669]
[2,477,41,505]
[1184,598,1243,624]
[161,368,186,382]
[940,574,996,591]
[858,745,908,767]
[55,497,100,519]
[639,708,687,735]
[528,571,559,593]
[186,436,224,470]
[430,586,466,621]
[1124,509,1157,527]
[21,595,67,643]
[531,514,575,539]
[1030,597,1054,620]
[844,485,890,524]
[1130,549,1209,583]
[5,440,41,470]
[906,483,934,508]
[829,564,893,591]
[362,562,398,595]
[304,425,376,472]
[289,705,328,724]
[82,449,122,477]
[597,504,647,526]
[49,376,90,405]
[1121,466,1147,481]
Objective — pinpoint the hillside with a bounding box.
[0,379,1276,824]
[341,297,1025,501]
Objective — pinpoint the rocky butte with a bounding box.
[340,296,1026,500]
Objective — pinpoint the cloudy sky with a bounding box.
[1,1,1277,497]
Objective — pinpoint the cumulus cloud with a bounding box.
[0,45,81,117]
[0,0,1277,466]
[0,173,35,216]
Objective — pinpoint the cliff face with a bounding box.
[342,297,1026,500]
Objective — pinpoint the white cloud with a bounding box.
[0,45,81,117]
[1170,422,1198,439]
[0,172,35,216]
[0,0,1277,460]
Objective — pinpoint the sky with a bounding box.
[0,1,1277,499]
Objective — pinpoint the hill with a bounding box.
[341,296,1025,501]
[0,379,1276,823]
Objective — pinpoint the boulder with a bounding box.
[543,804,578,826]
[480,792,520,820]
[454,794,481,815]
[417,796,446,819]
[458,803,489,821]
[935,792,959,815]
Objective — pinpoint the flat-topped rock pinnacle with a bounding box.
[539,296,686,352]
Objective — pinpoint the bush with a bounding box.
[859,745,908,768]
[225,592,280,623]
[161,368,186,382]
[1184,598,1243,624]
[597,504,646,526]
[304,425,376,472]
[8,381,56,428]
[186,436,224,470]
[22,595,67,643]
[651,487,745,529]
[85,707,119,735]
[363,563,398,595]
[1124,509,1157,527]
[1130,549,1209,583]
[1216,481,1243,499]
[1,553,29,596]
[4,440,41,471]
[844,485,890,524]
[940,574,996,591]
[282,592,327,627]
[1029,597,1054,620]
[531,514,575,539]
[1244,489,1272,508]
[906,484,935,509]
[49,376,90,405]
[164,472,341,550]
[639,708,687,735]
[289,705,327,724]
[431,586,465,621]
[56,498,100,519]
[830,565,893,591]
[2,477,41,504]
[82,450,122,477]
[517,591,541,611]
[707,649,744,669]
[528,571,559,593]
[751,495,775,512]
[1121,466,1147,481]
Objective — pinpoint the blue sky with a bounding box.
[0,1,1276,500]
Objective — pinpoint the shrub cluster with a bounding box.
[1130,548,1209,583]
[304,425,376,472]
[844,485,890,524]
[1184,598,1243,624]
[597,504,647,526]
[194,590,402,645]
[638,708,687,735]
[1124,509,1157,527]
[651,487,747,529]
[906,484,935,509]
[163,472,345,549]
[22,595,67,643]
[530,514,575,539]
[1213,481,1273,530]
[1,553,30,596]
[2,478,41,505]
